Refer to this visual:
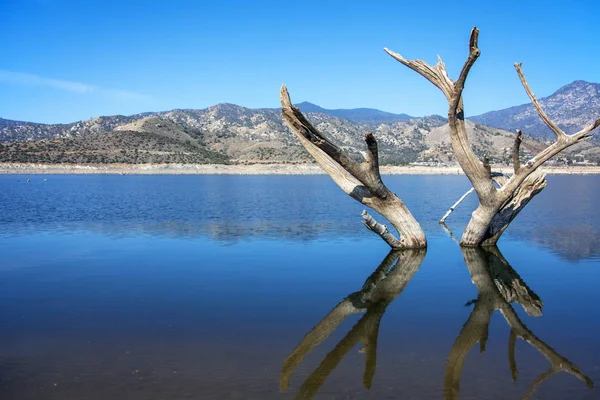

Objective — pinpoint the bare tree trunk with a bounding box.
[461,172,547,246]
[280,86,426,249]
[385,28,600,246]
[445,246,592,400]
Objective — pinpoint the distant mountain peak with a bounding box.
[294,101,325,112]
[563,79,594,87]
[293,102,413,125]
[471,79,600,139]
[553,80,599,96]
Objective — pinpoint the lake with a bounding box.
[0,174,599,399]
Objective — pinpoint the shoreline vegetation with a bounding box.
[2,163,600,175]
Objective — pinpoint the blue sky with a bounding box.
[2,0,599,123]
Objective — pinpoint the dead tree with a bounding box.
[385,27,600,246]
[445,246,592,400]
[280,87,426,249]
[281,249,425,399]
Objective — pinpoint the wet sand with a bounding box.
[1,163,600,175]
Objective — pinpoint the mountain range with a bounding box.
[1,80,599,165]
[471,80,600,139]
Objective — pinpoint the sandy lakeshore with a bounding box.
[1,163,600,175]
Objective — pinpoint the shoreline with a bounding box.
[1,163,600,175]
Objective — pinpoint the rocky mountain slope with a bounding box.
[0,104,442,165]
[1,81,599,165]
[0,110,558,166]
[471,80,600,139]
[0,117,230,164]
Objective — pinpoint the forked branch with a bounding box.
[516,63,600,141]
[280,85,426,248]
[502,65,600,194]
[385,27,494,198]
[280,85,377,195]
[515,64,600,142]
[383,50,454,100]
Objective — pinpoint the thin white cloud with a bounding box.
[0,69,153,100]
[0,70,96,93]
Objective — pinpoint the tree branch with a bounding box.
[361,132,387,198]
[382,50,454,100]
[482,155,492,178]
[281,85,366,182]
[447,27,495,197]
[281,85,426,249]
[440,187,475,223]
[513,130,523,173]
[574,117,600,139]
[362,210,402,248]
[511,64,600,171]
[386,27,495,201]
[501,65,600,196]
[452,27,481,110]
[515,64,566,139]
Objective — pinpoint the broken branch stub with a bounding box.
[280,85,426,249]
[512,130,523,174]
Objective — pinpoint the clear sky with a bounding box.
[2,0,599,123]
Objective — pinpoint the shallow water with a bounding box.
[0,175,599,399]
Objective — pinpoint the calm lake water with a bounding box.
[0,174,599,399]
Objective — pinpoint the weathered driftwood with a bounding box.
[280,249,426,399]
[386,27,600,246]
[280,86,426,249]
[444,246,592,400]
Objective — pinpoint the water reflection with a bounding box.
[527,226,600,261]
[446,246,593,399]
[281,249,426,399]
[282,245,594,399]
[3,175,600,260]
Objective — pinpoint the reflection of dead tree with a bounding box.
[280,87,426,249]
[281,249,426,399]
[386,27,600,246]
[445,247,593,400]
